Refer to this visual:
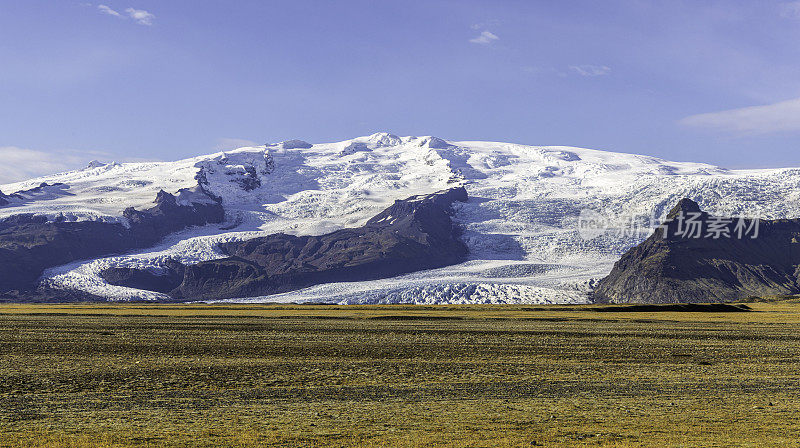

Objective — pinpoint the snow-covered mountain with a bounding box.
[3,132,800,304]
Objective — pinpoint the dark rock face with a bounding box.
[123,189,224,242]
[0,190,7,206]
[109,187,469,301]
[194,152,274,197]
[593,198,800,303]
[0,190,223,298]
[100,259,186,295]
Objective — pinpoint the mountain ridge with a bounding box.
[3,133,800,303]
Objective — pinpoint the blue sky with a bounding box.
[2,0,800,183]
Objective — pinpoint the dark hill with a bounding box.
[0,189,223,299]
[593,198,800,303]
[102,187,469,301]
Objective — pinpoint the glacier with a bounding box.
[2,132,800,304]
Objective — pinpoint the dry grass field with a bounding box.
[1,302,800,447]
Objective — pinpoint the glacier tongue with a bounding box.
[6,134,800,304]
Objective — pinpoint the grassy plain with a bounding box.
[1,302,800,447]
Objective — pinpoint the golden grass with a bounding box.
[3,301,800,322]
[2,303,800,447]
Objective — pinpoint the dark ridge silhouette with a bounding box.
[0,189,223,299]
[592,303,752,312]
[594,198,800,304]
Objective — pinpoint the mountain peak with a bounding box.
[419,136,454,149]
[365,132,402,147]
[666,198,702,219]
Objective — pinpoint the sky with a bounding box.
[2,0,800,184]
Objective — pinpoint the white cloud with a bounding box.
[680,98,800,135]
[215,138,260,151]
[97,4,122,17]
[470,30,499,45]
[0,147,157,186]
[569,65,611,77]
[125,7,155,26]
[94,5,155,26]
[779,1,800,18]
[0,147,116,185]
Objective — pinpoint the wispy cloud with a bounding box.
[569,65,611,77]
[94,4,155,26]
[125,8,155,26]
[470,30,499,45]
[680,98,800,135]
[779,1,800,18]
[0,147,119,185]
[97,4,122,17]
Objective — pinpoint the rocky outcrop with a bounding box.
[0,190,223,298]
[123,188,223,242]
[417,136,454,149]
[104,187,469,301]
[278,140,313,149]
[100,259,187,295]
[593,198,800,303]
[194,151,275,197]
